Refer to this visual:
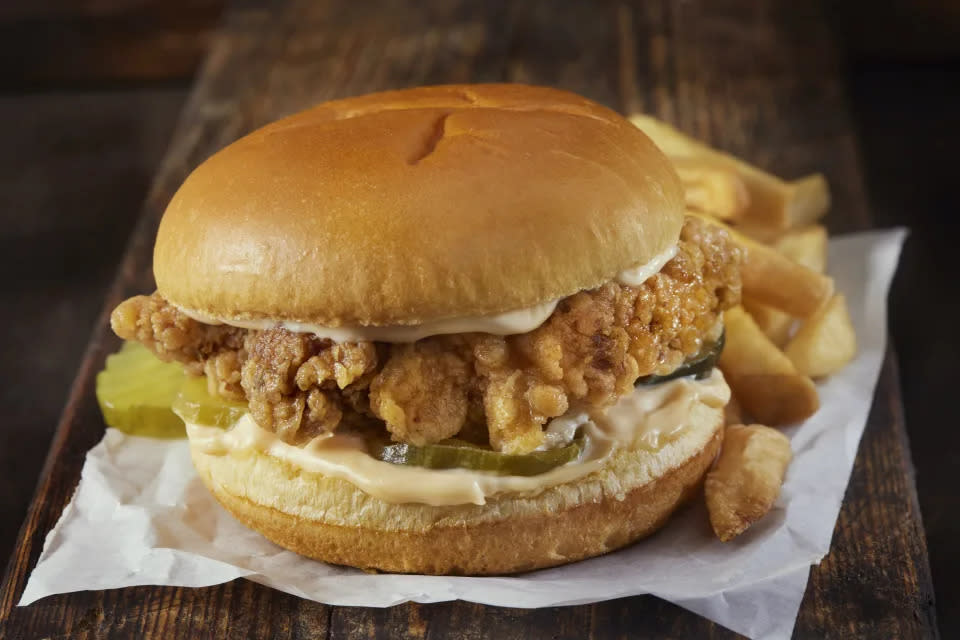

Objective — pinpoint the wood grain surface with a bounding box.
[0,0,938,637]
[0,88,189,568]
[1,0,224,86]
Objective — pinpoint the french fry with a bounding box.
[628,113,709,157]
[719,306,819,425]
[705,424,792,542]
[689,211,834,317]
[742,298,795,347]
[740,238,833,317]
[784,294,857,378]
[672,157,749,221]
[775,225,828,273]
[629,114,831,230]
[736,174,831,235]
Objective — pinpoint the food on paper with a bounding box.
[92,90,863,566]
[103,85,744,574]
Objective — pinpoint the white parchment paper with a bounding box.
[19,229,906,640]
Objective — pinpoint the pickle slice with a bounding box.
[95,341,187,439]
[636,331,726,386]
[171,375,248,429]
[373,438,583,476]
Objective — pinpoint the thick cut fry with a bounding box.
[785,294,857,378]
[736,174,831,236]
[628,114,710,157]
[672,157,749,220]
[706,424,792,542]
[742,298,794,347]
[689,211,834,317]
[629,114,830,230]
[740,239,833,317]
[719,306,819,425]
[775,225,828,273]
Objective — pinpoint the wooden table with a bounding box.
[0,1,939,637]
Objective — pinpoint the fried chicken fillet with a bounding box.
[112,217,740,454]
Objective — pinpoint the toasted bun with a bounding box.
[155,84,684,326]
[190,392,722,575]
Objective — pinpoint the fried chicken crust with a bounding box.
[111,217,740,452]
[369,340,472,446]
[371,217,740,452]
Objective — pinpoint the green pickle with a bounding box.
[97,345,591,473]
[374,332,726,475]
[373,438,583,476]
[171,375,247,428]
[635,331,725,386]
[95,341,188,439]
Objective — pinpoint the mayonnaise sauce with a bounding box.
[615,245,677,286]
[176,245,679,343]
[180,299,559,344]
[187,370,729,506]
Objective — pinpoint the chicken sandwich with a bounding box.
[111,84,742,574]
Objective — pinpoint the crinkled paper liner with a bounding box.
[20,229,906,640]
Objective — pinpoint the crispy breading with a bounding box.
[240,329,378,442]
[472,216,739,451]
[112,217,740,451]
[110,294,245,375]
[369,340,472,445]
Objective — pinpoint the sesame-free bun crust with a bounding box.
[190,395,722,575]
[155,84,684,326]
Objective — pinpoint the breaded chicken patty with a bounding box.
[112,217,740,453]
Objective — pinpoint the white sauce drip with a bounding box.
[177,244,679,343]
[180,300,560,344]
[187,370,729,506]
[615,245,678,286]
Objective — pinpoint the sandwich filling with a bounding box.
[186,370,730,506]
[112,216,741,455]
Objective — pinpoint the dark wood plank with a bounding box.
[846,65,960,637]
[0,0,936,638]
[827,0,960,62]
[599,3,936,636]
[0,0,224,86]
[0,88,188,567]
[799,354,937,637]
[0,1,293,629]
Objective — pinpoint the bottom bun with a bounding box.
[191,395,724,575]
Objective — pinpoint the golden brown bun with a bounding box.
[155,84,684,326]
[190,395,722,575]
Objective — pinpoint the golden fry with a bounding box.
[785,294,858,378]
[735,174,831,236]
[628,113,708,156]
[742,298,795,347]
[706,424,792,542]
[719,306,819,425]
[775,225,828,273]
[672,157,749,221]
[786,174,831,229]
[689,211,834,317]
[629,114,830,231]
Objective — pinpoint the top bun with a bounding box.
[154,84,684,326]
